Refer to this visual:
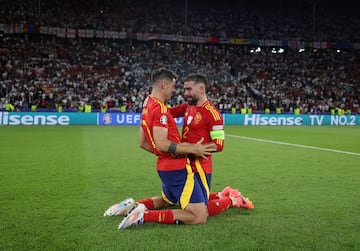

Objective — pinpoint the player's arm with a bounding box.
[139,126,153,153]
[169,103,187,118]
[153,126,216,158]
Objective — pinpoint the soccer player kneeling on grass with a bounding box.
[105,69,253,229]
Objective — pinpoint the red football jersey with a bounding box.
[141,96,187,171]
[171,100,224,174]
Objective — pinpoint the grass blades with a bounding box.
[0,126,359,250]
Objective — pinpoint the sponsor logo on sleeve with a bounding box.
[160,115,168,125]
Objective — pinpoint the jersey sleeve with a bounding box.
[169,103,188,118]
[207,109,225,152]
[152,102,170,129]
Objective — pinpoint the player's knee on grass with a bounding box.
[195,213,207,224]
[185,203,208,224]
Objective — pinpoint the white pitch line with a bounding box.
[226,134,360,156]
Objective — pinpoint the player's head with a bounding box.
[151,68,178,102]
[183,73,208,106]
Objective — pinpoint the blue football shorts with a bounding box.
[158,162,208,209]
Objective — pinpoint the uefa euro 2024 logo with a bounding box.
[103,113,112,125]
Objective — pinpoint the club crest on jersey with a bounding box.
[160,115,168,125]
[194,112,202,124]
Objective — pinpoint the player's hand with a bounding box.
[193,138,217,159]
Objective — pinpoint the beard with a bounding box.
[186,95,198,105]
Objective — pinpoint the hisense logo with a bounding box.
[244,114,303,126]
[0,112,70,125]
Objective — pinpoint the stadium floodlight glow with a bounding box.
[250,47,261,53]
[271,48,284,54]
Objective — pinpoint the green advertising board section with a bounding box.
[0,112,359,126]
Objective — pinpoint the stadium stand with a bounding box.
[0,0,359,114]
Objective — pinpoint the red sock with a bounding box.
[137,198,155,210]
[207,197,232,216]
[143,210,175,224]
[209,192,219,200]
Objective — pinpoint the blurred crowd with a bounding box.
[0,0,359,114]
[1,0,359,42]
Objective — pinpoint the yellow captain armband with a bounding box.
[210,130,225,140]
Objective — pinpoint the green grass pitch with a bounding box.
[0,125,359,250]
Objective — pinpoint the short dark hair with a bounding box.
[183,73,208,86]
[151,68,178,85]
